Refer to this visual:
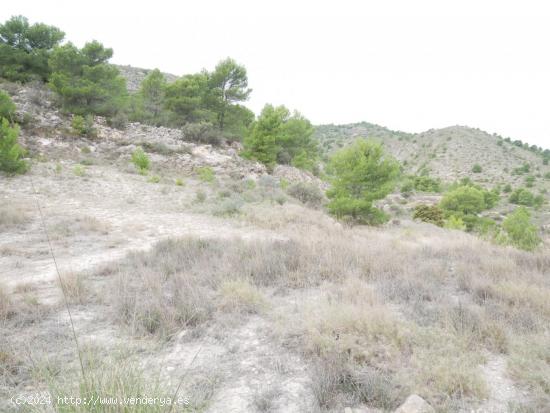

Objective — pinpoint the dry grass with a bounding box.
[0,205,30,230]
[49,215,110,239]
[58,272,88,305]
[219,279,267,314]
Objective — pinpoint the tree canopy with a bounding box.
[242,104,318,170]
[48,41,127,117]
[0,15,64,82]
[326,139,400,224]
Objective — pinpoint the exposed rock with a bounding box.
[394,395,434,413]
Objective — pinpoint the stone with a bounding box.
[394,394,434,413]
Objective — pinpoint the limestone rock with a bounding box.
[394,395,434,413]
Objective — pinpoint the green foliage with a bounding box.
[509,188,535,206]
[164,72,212,125]
[543,157,549,165]
[440,186,487,216]
[49,41,127,117]
[472,164,482,173]
[503,183,512,193]
[147,175,160,183]
[512,163,530,175]
[413,204,444,227]
[243,104,318,170]
[175,178,184,186]
[545,172,550,180]
[0,15,64,82]
[181,121,224,145]
[71,114,95,137]
[0,90,16,122]
[500,207,541,251]
[0,118,27,174]
[196,166,215,183]
[525,175,535,188]
[131,147,150,172]
[72,164,85,176]
[326,139,399,225]
[286,182,325,208]
[130,69,168,126]
[412,175,441,192]
[208,57,251,131]
[444,215,466,230]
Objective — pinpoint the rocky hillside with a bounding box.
[116,65,179,92]
[315,123,550,187]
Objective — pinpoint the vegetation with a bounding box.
[49,40,127,117]
[286,182,325,208]
[130,147,150,173]
[326,139,399,224]
[509,188,543,207]
[0,118,27,174]
[242,104,318,171]
[439,185,498,232]
[499,207,541,251]
[413,204,444,227]
[0,15,64,82]
[0,90,16,121]
[71,114,95,137]
[472,164,482,173]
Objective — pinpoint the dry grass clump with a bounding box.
[0,205,30,230]
[219,279,267,314]
[49,215,110,239]
[0,285,13,321]
[58,272,88,305]
[508,334,550,409]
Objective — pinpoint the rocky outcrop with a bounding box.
[394,395,435,413]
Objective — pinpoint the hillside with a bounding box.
[1,81,550,412]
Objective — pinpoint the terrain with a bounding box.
[1,80,549,413]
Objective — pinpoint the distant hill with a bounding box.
[315,123,550,188]
[116,65,179,92]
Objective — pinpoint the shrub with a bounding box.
[413,175,441,192]
[501,207,541,251]
[472,164,482,173]
[440,186,486,215]
[286,182,324,208]
[0,118,27,174]
[175,178,184,186]
[525,175,535,188]
[71,114,95,137]
[413,204,444,227]
[326,139,399,225]
[181,121,224,145]
[445,215,466,230]
[512,163,530,175]
[509,188,535,206]
[107,111,128,130]
[545,172,550,180]
[0,90,16,121]
[196,166,215,183]
[503,184,512,193]
[72,164,85,176]
[147,175,160,183]
[131,147,150,172]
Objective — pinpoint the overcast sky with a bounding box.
[3,0,549,147]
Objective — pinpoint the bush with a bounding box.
[326,139,399,225]
[0,90,16,122]
[503,184,512,193]
[525,175,535,188]
[472,164,482,173]
[181,121,224,145]
[445,215,466,230]
[71,114,96,137]
[107,111,128,130]
[500,207,541,251]
[286,182,324,208]
[131,147,150,172]
[196,166,215,183]
[509,188,535,206]
[414,175,441,192]
[413,204,444,226]
[0,118,27,174]
[440,186,486,215]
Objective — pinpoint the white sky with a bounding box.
[2,0,550,148]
